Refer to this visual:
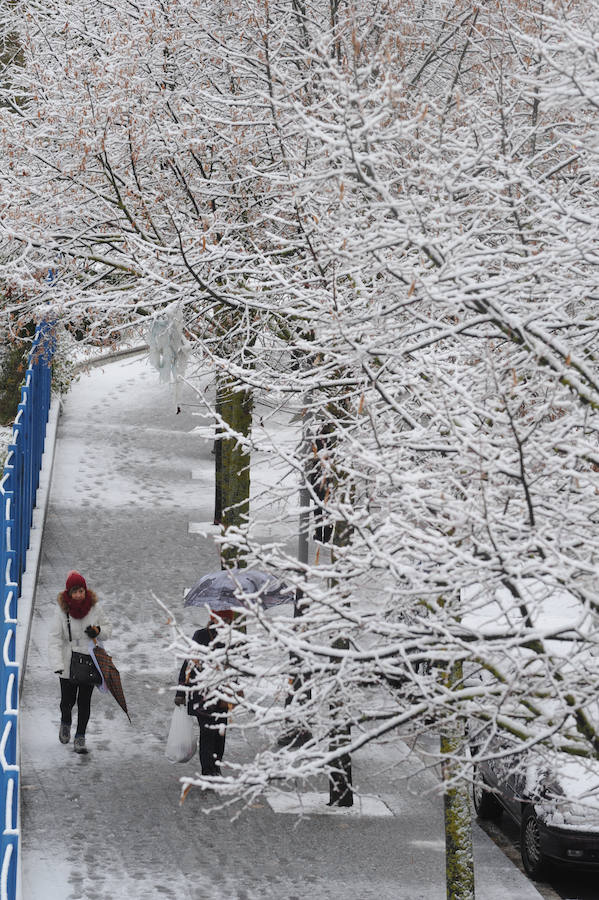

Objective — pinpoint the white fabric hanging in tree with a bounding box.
[145,304,190,385]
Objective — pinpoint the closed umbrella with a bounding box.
[183,568,292,611]
[91,644,131,722]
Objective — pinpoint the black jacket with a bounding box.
[176,626,228,718]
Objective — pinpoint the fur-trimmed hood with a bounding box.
[56,589,98,612]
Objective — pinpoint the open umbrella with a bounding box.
[91,644,131,722]
[183,568,292,611]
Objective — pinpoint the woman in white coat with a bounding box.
[48,570,113,754]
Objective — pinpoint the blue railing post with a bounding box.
[1,575,19,900]
[0,322,53,900]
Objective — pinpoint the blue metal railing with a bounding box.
[0,323,53,900]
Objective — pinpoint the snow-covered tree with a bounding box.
[2,1,599,896]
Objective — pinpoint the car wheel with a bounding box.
[472,767,502,821]
[520,805,548,880]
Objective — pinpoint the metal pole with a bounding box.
[278,408,313,748]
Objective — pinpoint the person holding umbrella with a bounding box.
[48,570,113,754]
[175,609,235,778]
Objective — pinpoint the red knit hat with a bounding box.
[66,570,87,593]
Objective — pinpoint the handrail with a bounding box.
[0,324,53,900]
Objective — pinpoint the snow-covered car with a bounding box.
[463,581,599,879]
[473,749,599,878]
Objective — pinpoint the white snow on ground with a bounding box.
[51,359,211,511]
[19,354,544,900]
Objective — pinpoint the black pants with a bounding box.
[59,678,94,735]
[197,713,227,776]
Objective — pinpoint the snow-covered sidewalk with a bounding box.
[19,355,543,899]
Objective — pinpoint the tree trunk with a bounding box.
[213,383,224,526]
[213,375,252,568]
[328,674,353,807]
[328,518,353,807]
[441,662,475,900]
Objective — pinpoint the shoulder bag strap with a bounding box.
[66,612,72,643]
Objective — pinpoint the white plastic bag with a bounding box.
[165,705,197,763]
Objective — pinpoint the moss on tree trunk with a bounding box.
[214,376,252,568]
[441,660,475,900]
